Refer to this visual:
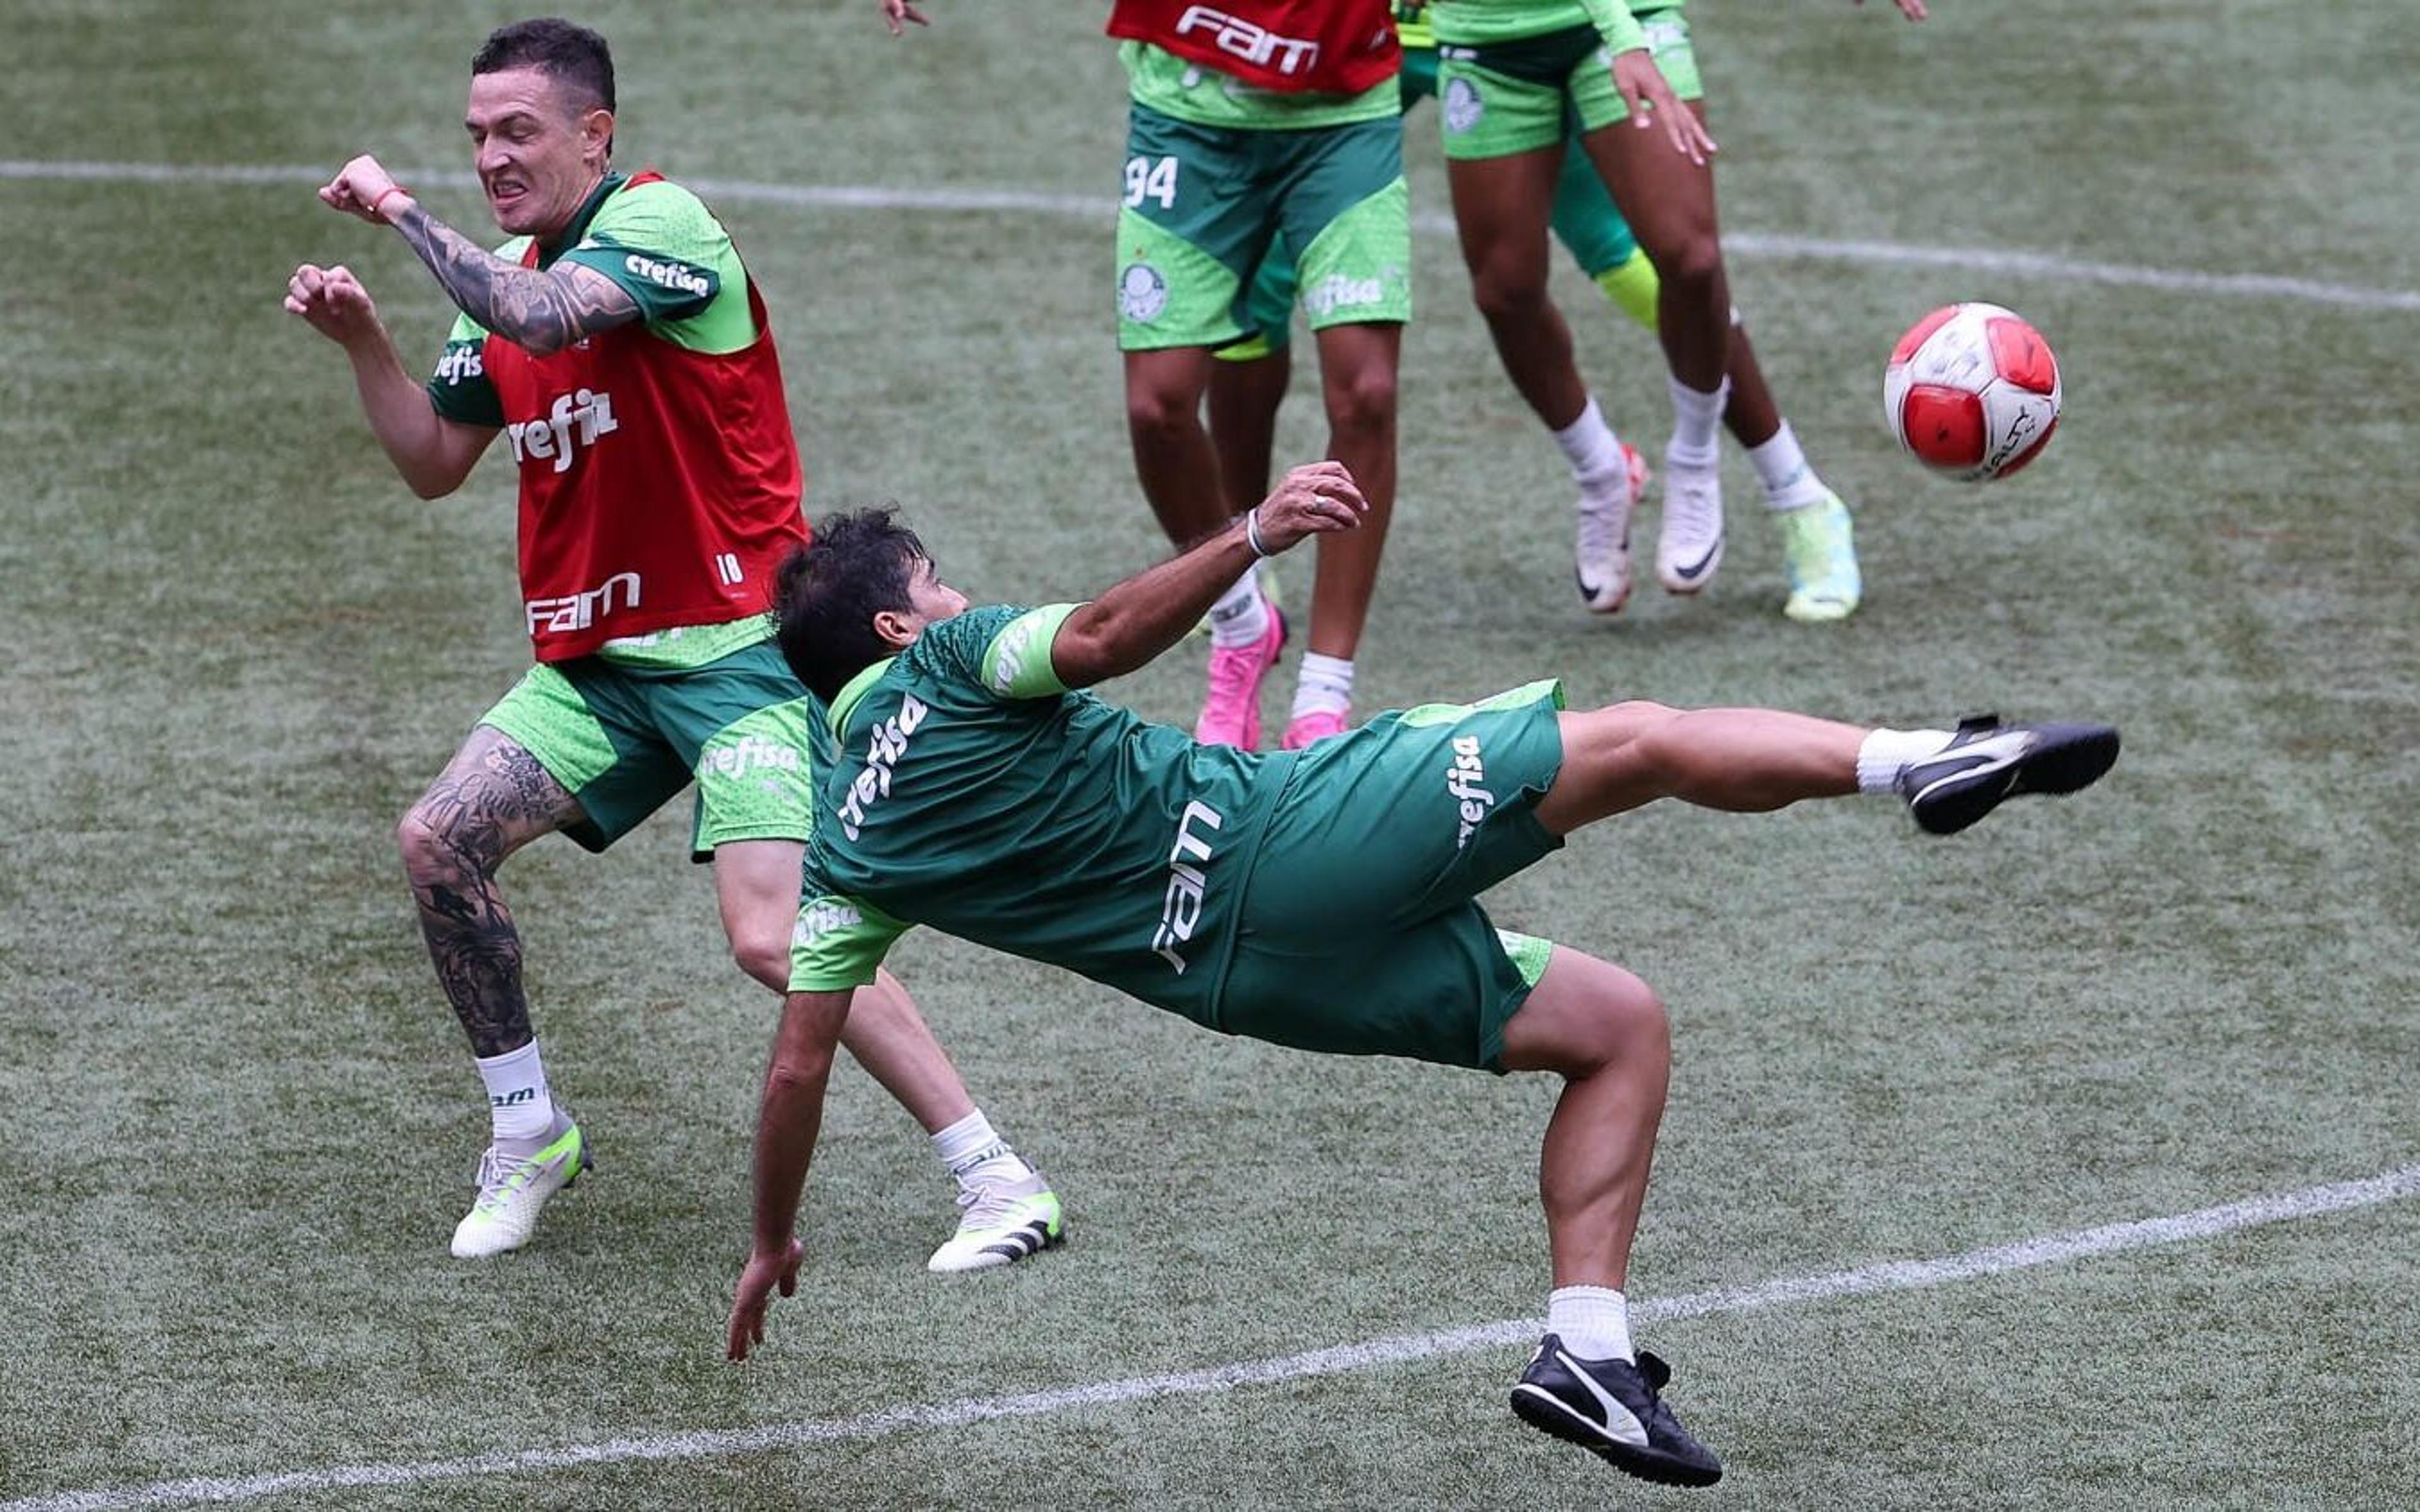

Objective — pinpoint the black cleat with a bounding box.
[1511,1335,1723,1488]
[1898,713,2121,835]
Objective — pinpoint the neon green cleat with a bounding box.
[450,1111,591,1259]
[1777,490,1862,623]
[927,1172,1064,1273]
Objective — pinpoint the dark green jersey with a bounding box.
[791,604,1297,1031]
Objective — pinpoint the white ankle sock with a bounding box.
[932,1109,1034,1189]
[1551,396,1628,493]
[1857,728,1954,794]
[1291,653,1354,719]
[1547,1285,1634,1361]
[475,1038,555,1142]
[1207,568,1269,649]
[1748,420,1827,512]
[1666,374,1729,463]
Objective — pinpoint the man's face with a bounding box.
[904,557,970,625]
[464,67,610,238]
[875,556,969,650]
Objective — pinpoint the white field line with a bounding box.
[4,159,2417,313]
[9,1163,2417,1512]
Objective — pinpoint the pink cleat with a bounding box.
[1195,606,1285,749]
[1281,707,1351,750]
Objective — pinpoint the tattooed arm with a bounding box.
[386,202,642,357]
[316,154,642,357]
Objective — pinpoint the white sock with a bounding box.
[931,1108,1034,1189]
[1207,566,1269,650]
[1291,653,1354,719]
[475,1038,555,1143]
[1748,420,1827,512]
[1666,374,1729,464]
[1547,1285,1634,1362]
[1551,396,1629,495]
[1857,727,1954,794]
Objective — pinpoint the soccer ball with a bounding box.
[1882,302,2062,481]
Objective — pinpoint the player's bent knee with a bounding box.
[395,806,462,880]
[1324,366,1398,436]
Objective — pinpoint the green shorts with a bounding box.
[1117,104,1410,352]
[1438,14,1702,162]
[477,639,821,858]
[1218,680,1570,1070]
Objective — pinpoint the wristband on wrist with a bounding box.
[1245,507,1273,558]
[371,185,413,223]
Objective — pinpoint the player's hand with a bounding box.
[318,154,413,224]
[284,263,384,346]
[1248,462,1368,555]
[877,0,929,35]
[1854,0,1930,19]
[1610,50,1716,166]
[725,1235,804,1362]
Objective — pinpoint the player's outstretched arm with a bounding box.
[316,155,643,358]
[728,987,851,1361]
[285,262,495,499]
[1049,462,1367,689]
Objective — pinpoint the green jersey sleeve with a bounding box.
[425,307,505,427]
[788,884,913,992]
[1580,0,1649,54]
[556,178,754,353]
[913,604,1081,701]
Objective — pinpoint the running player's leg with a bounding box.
[1120,105,1286,747]
[1547,135,1660,332]
[410,665,667,1257]
[1532,700,2120,836]
[1577,13,1860,619]
[1441,40,1645,617]
[1273,115,1409,748]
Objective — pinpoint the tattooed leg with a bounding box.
[396,727,586,1058]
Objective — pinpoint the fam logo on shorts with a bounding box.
[1443,76,1485,135]
[1119,261,1169,324]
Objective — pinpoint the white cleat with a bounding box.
[450,1110,591,1259]
[1656,452,1725,595]
[1575,442,1649,614]
[927,1172,1064,1273]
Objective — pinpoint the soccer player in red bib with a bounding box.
[285,18,1063,1270]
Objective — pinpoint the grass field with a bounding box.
[3,1,2416,1507]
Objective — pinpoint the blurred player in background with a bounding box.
[1429,0,1927,622]
[1214,3,1862,623]
[284,16,1061,1271]
[727,459,2119,1485]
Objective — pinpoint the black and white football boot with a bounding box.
[1511,1335,1723,1488]
[1898,713,2121,835]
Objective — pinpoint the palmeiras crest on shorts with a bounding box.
[1119,261,1169,323]
[1443,77,1485,135]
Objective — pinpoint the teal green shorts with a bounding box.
[1117,104,1410,352]
[477,639,822,858]
[1219,680,1569,1070]
[1438,13,1702,162]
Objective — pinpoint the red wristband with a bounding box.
[371,185,412,223]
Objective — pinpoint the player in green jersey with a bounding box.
[286,18,1059,1271]
[1430,0,1925,622]
[1211,2,1660,620]
[725,460,2119,1484]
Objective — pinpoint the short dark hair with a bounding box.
[775,508,928,702]
[471,18,616,116]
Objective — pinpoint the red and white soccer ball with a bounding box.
[1882,302,2062,481]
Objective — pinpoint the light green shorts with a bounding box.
[1438,13,1702,162]
[478,639,822,858]
[1117,103,1410,351]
